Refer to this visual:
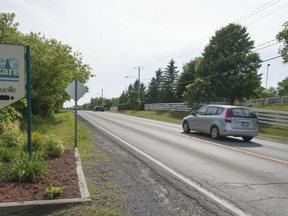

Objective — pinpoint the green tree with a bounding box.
[183,78,212,107]
[176,58,199,101]
[277,22,288,63]
[146,68,163,103]
[23,33,91,116]
[256,86,278,98]
[160,59,179,102]
[277,76,288,96]
[127,90,138,110]
[200,23,261,104]
[119,90,128,104]
[0,13,91,117]
[0,13,22,44]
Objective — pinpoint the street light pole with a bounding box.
[266,64,270,89]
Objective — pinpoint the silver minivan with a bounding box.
[182,105,259,141]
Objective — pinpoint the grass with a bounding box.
[116,110,190,124]
[27,110,126,216]
[252,105,288,112]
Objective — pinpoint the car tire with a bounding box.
[242,136,253,141]
[183,121,190,133]
[210,126,220,140]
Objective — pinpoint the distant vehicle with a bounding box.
[182,105,259,141]
[93,106,104,112]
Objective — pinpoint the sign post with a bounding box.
[25,46,32,159]
[65,79,88,148]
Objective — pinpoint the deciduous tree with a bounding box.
[200,23,261,104]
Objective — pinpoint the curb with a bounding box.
[0,149,91,216]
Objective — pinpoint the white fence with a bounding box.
[145,103,190,112]
[145,103,288,127]
[247,96,288,106]
[254,109,288,127]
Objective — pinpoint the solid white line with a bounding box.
[79,113,249,216]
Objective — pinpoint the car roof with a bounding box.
[204,104,244,109]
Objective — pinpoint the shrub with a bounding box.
[5,154,47,183]
[0,162,5,181]
[44,136,64,158]
[0,130,24,148]
[44,183,65,199]
[117,103,131,110]
[0,147,22,163]
[31,132,45,151]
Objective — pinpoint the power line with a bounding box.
[235,0,281,23]
[139,1,284,68]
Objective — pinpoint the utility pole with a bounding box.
[135,66,144,101]
[101,89,104,106]
[265,64,270,89]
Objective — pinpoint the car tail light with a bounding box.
[225,108,231,123]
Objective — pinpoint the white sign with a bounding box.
[65,79,88,101]
[0,44,25,110]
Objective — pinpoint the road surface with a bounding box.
[79,111,288,216]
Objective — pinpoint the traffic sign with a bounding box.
[65,79,88,101]
[0,44,25,110]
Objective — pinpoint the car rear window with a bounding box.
[231,108,257,118]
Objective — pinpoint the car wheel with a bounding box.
[210,126,220,140]
[183,121,190,133]
[242,136,253,141]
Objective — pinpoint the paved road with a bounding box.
[79,111,288,216]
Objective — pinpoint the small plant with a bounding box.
[44,183,65,199]
[44,136,64,158]
[31,132,45,151]
[5,154,47,183]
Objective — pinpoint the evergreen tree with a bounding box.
[145,68,163,103]
[160,59,179,102]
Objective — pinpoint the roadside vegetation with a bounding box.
[0,117,65,197]
[44,111,126,216]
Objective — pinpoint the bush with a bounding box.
[0,130,24,148]
[44,136,64,158]
[5,154,47,183]
[117,103,131,110]
[0,162,5,181]
[32,132,45,151]
[0,147,22,163]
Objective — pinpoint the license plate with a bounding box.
[241,122,249,127]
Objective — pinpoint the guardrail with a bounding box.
[145,103,288,127]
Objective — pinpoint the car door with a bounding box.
[198,106,218,133]
[189,106,208,131]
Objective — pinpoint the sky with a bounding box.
[2,0,288,107]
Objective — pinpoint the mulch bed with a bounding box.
[0,149,81,203]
